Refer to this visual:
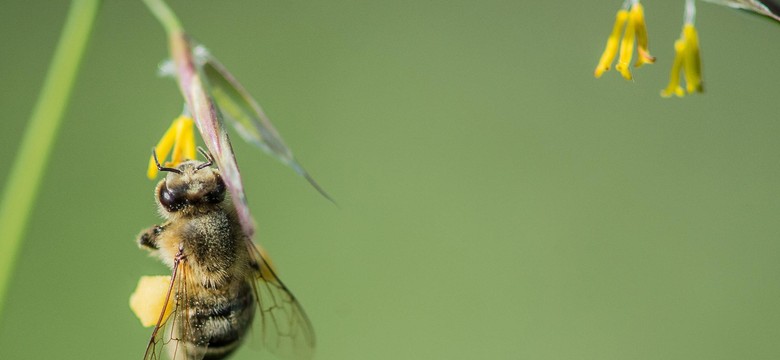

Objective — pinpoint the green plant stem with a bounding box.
[142,0,183,35]
[0,0,99,319]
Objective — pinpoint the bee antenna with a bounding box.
[152,148,183,174]
[195,147,214,171]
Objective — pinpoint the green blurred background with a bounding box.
[2,1,780,359]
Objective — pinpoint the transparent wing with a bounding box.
[142,258,207,360]
[196,47,334,203]
[247,242,316,360]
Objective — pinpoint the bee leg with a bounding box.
[137,225,164,250]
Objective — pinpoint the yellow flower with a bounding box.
[129,275,174,327]
[147,115,196,179]
[661,24,703,98]
[594,2,655,80]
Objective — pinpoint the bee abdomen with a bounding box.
[182,283,256,360]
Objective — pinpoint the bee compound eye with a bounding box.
[159,182,185,211]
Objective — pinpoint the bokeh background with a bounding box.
[2,1,780,359]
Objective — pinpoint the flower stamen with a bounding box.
[631,3,656,67]
[147,115,197,179]
[661,23,703,98]
[595,9,630,78]
[682,24,703,93]
[615,9,637,80]
[595,2,654,80]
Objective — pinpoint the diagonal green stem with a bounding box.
[142,0,183,34]
[0,0,100,320]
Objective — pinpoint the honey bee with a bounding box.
[136,149,314,360]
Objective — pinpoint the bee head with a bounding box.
[153,148,227,214]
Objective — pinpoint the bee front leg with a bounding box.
[137,224,165,250]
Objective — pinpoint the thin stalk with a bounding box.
[143,0,258,239]
[142,0,183,34]
[0,0,100,319]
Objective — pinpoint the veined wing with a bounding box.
[247,242,316,360]
[142,254,206,360]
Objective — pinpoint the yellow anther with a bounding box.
[129,275,174,327]
[615,9,637,80]
[147,115,197,179]
[661,39,686,98]
[595,10,629,78]
[661,24,703,98]
[682,24,703,93]
[631,3,656,67]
